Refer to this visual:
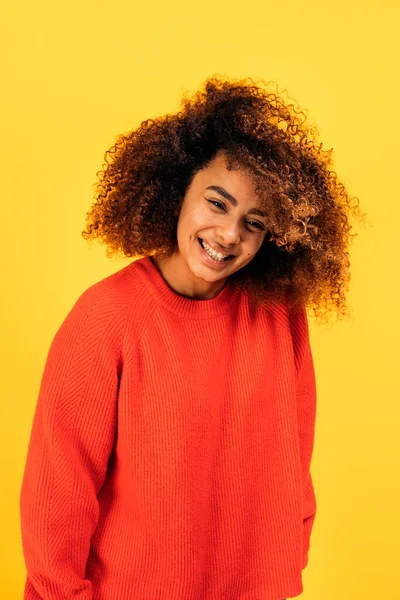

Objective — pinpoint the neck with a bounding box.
[152,253,227,300]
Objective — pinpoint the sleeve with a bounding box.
[19,286,123,599]
[290,306,318,570]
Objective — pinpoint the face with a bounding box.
[156,151,268,299]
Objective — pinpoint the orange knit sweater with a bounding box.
[20,255,317,600]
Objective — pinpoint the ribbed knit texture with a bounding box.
[20,255,317,600]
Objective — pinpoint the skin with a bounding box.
[153,151,268,300]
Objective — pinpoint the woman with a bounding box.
[19,75,364,599]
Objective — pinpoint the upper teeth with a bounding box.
[201,240,230,261]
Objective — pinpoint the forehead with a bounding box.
[196,153,259,200]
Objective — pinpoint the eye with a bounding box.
[206,198,265,231]
[206,199,226,211]
[247,220,265,231]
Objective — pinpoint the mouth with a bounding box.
[198,237,236,262]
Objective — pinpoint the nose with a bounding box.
[217,220,241,245]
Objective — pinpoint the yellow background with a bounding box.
[2,0,399,597]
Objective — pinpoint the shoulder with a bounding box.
[52,258,155,349]
[287,305,313,378]
[237,286,295,330]
[256,300,312,378]
[238,288,311,371]
[252,293,309,340]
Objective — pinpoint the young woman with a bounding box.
[19,75,364,599]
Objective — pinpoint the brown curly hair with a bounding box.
[82,74,366,324]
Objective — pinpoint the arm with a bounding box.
[19,286,123,599]
[290,306,317,570]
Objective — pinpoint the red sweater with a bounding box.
[20,255,317,600]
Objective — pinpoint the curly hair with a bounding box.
[82,74,366,324]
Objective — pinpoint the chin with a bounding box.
[192,267,224,282]
[188,261,227,282]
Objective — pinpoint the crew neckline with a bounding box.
[130,255,240,319]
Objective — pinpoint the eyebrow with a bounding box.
[205,185,267,218]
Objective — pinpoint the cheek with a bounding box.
[245,237,263,255]
[176,216,199,250]
[178,209,209,237]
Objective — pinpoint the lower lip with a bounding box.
[197,238,234,269]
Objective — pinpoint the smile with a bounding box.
[198,238,235,263]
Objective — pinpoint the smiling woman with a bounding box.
[19,74,365,600]
[152,150,270,300]
[79,74,365,322]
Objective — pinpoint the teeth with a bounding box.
[201,240,228,261]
